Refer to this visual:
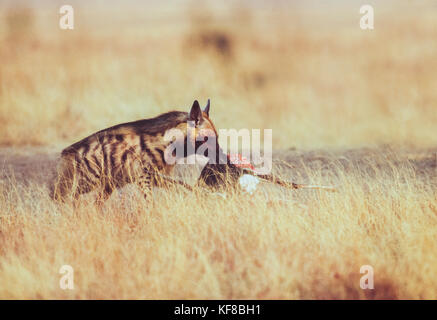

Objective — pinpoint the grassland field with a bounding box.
[0,0,436,299]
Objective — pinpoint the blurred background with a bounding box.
[0,0,436,149]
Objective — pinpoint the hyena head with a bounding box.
[188,99,218,150]
[166,99,219,162]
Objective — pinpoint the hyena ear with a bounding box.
[204,99,210,116]
[189,100,203,124]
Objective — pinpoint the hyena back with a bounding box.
[52,100,217,203]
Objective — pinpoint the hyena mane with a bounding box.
[52,99,216,204]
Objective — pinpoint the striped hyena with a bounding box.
[52,99,217,204]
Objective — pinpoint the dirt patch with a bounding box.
[0,146,436,197]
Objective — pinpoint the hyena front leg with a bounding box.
[152,173,193,191]
[136,174,153,200]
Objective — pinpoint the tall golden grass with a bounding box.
[0,1,436,148]
[1,151,436,299]
[0,1,437,299]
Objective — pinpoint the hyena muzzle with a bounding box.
[51,99,217,204]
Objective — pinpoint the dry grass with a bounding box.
[0,150,436,299]
[0,1,437,299]
[1,1,436,148]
